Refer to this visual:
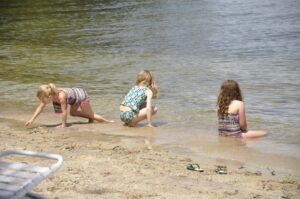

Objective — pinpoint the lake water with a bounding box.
[1,0,299,166]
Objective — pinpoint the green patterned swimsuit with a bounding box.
[120,86,148,123]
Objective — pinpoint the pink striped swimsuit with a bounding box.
[53,88,89,113]
[218,114,242,137]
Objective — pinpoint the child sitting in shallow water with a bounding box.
[25,83,113,128]
[120,70,158,127]
[217,80,267,138]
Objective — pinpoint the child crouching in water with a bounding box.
[25,83,114,128]
[120,70,158,127]
[217,80,267,138]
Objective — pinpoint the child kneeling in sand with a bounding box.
[217,80,267,138]
[120,70,158,127]
[25,83,113,128]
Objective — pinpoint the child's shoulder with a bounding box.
[231,99,243,104]
[230,100,244,106]
[134,85,148,90]
[57,89,67,98]
[230,100,244,110]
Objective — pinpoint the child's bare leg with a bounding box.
[129,106,157,127]
[80,103,113,123]
[241,130,267,138]
[93,113,114,123]
[70,104,91,120]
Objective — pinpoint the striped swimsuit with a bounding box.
[218,114,242,137]
[53,88,88,113]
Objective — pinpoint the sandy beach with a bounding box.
[0,108,299,199]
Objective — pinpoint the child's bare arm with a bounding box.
[238,102,248,131]
[58,92,68,128]
[146,89,154,127]
[25,102,46,126]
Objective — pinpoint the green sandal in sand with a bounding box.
[187,163,204,172]
[215,165,227,174]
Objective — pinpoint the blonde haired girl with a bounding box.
[217,80,267,138]
[120,70,158,127]
[25,83,113,128]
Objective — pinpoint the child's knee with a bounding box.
[153,106,158,114]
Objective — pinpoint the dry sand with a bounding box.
[0,111,299,199]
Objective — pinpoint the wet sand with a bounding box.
[0,109,299,199]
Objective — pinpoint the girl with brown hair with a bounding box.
[217,80,267,138]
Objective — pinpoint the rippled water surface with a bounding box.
[1,0,299,156]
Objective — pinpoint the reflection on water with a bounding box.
[0,0,300,153]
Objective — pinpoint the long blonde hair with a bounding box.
[37,83,58,103]
[217,80,243,115]
[136,70,157,98]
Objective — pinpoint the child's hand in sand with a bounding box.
[56,124,66,128]
[25,120,33,126]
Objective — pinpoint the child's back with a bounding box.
[217,80,267,138]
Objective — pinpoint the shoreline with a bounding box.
[154,127,300,178]
[0,109,300,198]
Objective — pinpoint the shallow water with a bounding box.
[1,0,300,161]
